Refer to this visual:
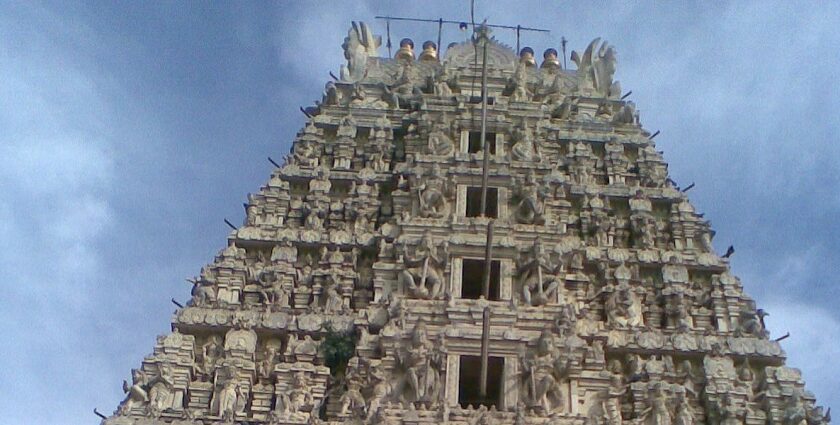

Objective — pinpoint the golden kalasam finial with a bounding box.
[419,40,438,62]
[519,47,536,67]
[395,38,415,61]
[541,48,561,70]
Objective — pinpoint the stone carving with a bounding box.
[427,116,455,156]
[512,170,548,225]
[510,124,542,162]
[509,63,533,102]
[415,164,453,218]
[293,139,321,168]
[571,38,621,98]
[341,21,380,81]
[106,24,828,425]
[399,231,447,299]
[397,321,443,404]
[518,238,561,306]
[520,329,571,414]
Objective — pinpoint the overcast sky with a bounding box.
[1,1,838,424]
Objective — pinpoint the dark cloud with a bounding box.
[1,2,837,422]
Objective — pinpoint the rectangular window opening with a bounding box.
[461,259,501,300]
[468,131,497,154]
[459,355,504,409]
[465,187,498,218]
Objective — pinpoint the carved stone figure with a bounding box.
[674,390,695,425]
[416,164,453,218]
[118,369,149,415]
[642,383,672,425]
[294,139,321,168]
[398,321,442,404]
[521,329,570,414]
[571,38,621,98]
[512,170,548,225]
[399,231,447,299]
[510,124,542,162]
[518,238,560,306]
[427,119,455,156]
[509,63,533,102]
[186,276,216,307]
[277,372,315,418]
[341,21,380,81]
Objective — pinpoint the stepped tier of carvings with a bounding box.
[104,22,829,425]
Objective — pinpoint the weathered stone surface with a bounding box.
[105,21,828,425]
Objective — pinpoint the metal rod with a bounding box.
[482,220,495,299]
[561,37,568,69]
[224,219,238,230]
[386,19,392,58]
[375,15,550,33]
[437,18,443,53]
[267,157,281,168]
[479,306,491,397]
[478,28,491,216]
[516,25,521,53]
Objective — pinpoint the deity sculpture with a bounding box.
[427,119,455,156]
[185,276,215,307]
[510,124,542,162]
[340,21,380,82]
[118,369,149,415]
[521,330,571,414]
[571,38,621,98]
[509,62,533,102]
[398,321,442,404]
[309,166,332,194]
[416,164,453,218]
[641,383,672,425]
[518,238,561,306]
[398,231,447,299]
[512,170,548,225]
[293,139,320,169]
[629,190,656,248]
[276,372,315,418]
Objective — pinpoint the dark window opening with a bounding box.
[468,131,497,154]
[468,96,496,105]
[461,259,501,300]
[466,187,498,218]
[459,355,504,408]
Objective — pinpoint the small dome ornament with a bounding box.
[419,41,438,62]
[541,48,561,70]
[519,47,536,67]
[394,38,415,61]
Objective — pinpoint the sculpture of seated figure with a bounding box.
[427,121,454,156]
[337,114,357,139]
[513,169,547,225]
[390,62,421,97]
[509,62,532,102]
[119,369,149,414]
[521,329,570,413]
[398,231,447,300]
[518,238,559,306]
[309,166,332,194]
[432,68,454,96]
[276,372,314,418]
[510,124,542,162]
[293,139,320,168]
[417,164,452,218]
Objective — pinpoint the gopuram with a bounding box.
[103,21,830,425]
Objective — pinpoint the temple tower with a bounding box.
[103,21,829,425]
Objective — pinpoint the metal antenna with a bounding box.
[374,15,549,54]
[561,36,568,69]
[386,19,392,58]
